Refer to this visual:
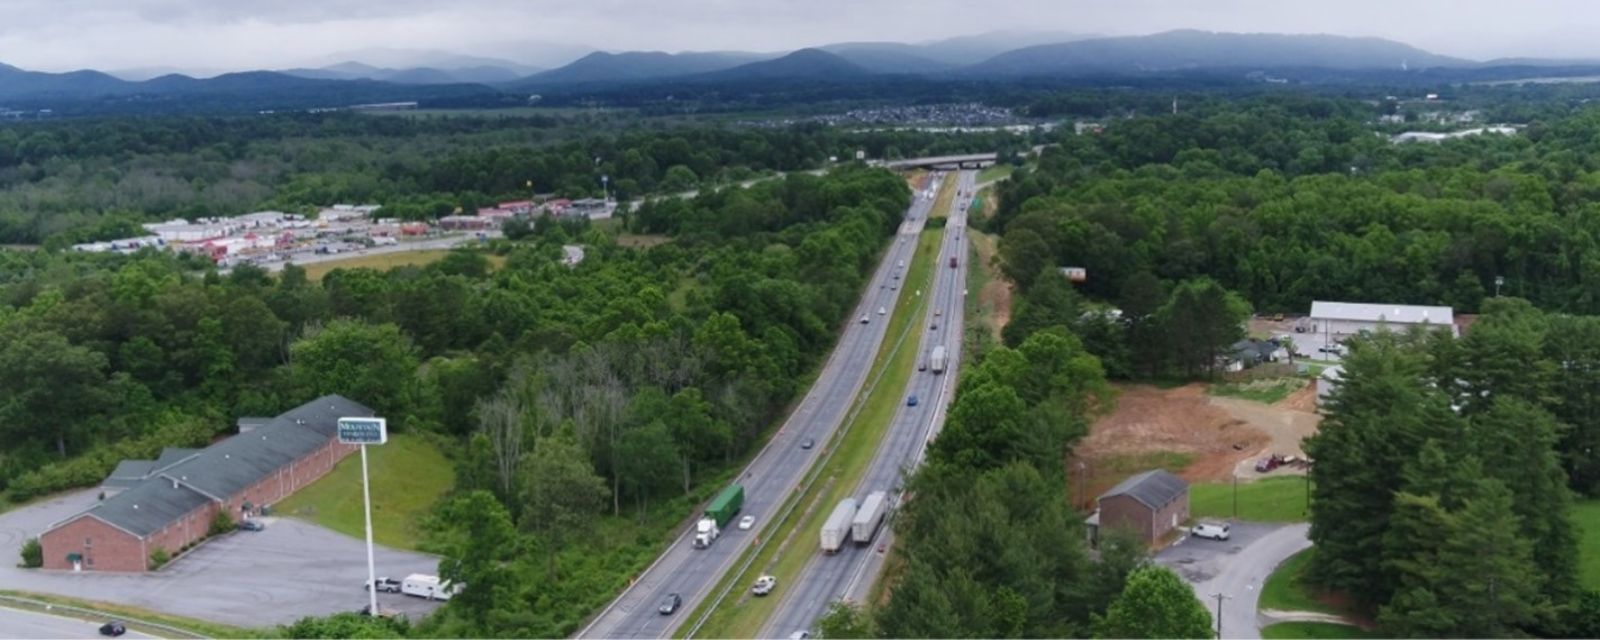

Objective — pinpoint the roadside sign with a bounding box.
[338,417,387,445]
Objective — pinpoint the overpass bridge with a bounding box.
[874,152,998,170]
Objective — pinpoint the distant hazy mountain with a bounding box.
[108,66,232,81]
[300,47,551,76]
[822,46,954,74]
[967,30,1467,76]
[0,62,130,99]
[521,50,774,85]
[281,62,527,85]
[915,30,1096,65]
[692,48,867,82]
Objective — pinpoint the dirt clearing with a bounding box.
[968,230,1011,340]
[1072,382,1322,504]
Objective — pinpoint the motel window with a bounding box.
[86,557,94,567]
[85,536,92,546]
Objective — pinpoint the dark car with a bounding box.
[237,519,265,532]
[659,593,682,615]
[800,438,814,450]
[99,622,126,637]
[907,395,919,407]
[366,577,402,593]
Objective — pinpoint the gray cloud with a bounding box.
[4,0,1600,73]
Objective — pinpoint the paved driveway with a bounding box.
[0,490,444,629]
[1156,522,1312,639]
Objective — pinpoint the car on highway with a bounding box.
[801,438,814,450]
[878,306,886,315]
[237,519,265,532]
[930,322,938,330]
[907,395,919,407]
[752,575,777,596]
[934,309,941,316]
[658,593,682,615]
[739,515,756,530]
[1192,521,1231,541]
[860,314,869,324]
[365,577,402,593]
[789,631,811,640]
[99,621,126,637]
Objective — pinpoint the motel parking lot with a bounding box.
[0,490,444,628]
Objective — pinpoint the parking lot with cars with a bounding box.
[1156,522,1312,640]
[0,490,445,628]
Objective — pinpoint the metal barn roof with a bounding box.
[1310,301,1454,326]
[1099,469,1189,510]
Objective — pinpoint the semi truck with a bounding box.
[930,345,947,374]
[852,491,888,545]
[820,498,858,553]
[694,483,745,549]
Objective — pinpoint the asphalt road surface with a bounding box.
[1157,522,1311,639]
[576,175,946,640]
[0,606,154,639]
[759,169,975,638]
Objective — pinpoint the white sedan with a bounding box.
[738,515,756,530]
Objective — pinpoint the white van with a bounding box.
[1191,521,1231,541]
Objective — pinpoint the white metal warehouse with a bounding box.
[1306,301,1458,341]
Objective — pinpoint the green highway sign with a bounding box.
[338,417,387,445]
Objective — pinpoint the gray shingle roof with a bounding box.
[1099,469,1188,510]
[57,395,373,539]
[102,460,156,489]
[84,476,213,537]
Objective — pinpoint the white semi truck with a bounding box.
[929,345,947,374]
[852,491,888,545]
[820,498,858,554]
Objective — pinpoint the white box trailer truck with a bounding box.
[930,345,947,374]
[852,491,888,545]
[402,574,462,601]
[820,498,858,554]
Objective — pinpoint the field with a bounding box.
[1576,499,1600,590]
[686,226,945,639]
[1261,622,1379,639]
[300,249,506,281]
[977,164,1014,184]
[1210,378,1307,405]
[1190,477,1310,522]
[274,433,455,550]
[1261,549,1342,615]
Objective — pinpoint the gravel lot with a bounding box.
[0,490,444,629]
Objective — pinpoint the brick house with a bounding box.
[1086,469,1189,547]
[39,395,372,572]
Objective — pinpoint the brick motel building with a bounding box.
[39,395,373,572]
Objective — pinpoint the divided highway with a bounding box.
[577,174,946,640]
[759,169,976,638]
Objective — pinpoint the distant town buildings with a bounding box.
[1390,126,1518,144]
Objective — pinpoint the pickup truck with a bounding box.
[752,575,777,596]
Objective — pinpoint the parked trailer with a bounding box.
[820,498,858,553]
[852,491,888,545]
[929,345,947,374]
[401,574,461,601]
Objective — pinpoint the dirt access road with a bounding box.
[1073,382,1321,503]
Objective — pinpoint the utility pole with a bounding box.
[1210,592,1232,639]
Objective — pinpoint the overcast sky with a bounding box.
[6,0,1600,73]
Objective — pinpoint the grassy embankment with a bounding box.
[0,590,261,638]
[1209,378,1305,404]
[1190,477,1310,522]
[300,249,507,281]
[977,164,1014,184]
[275,434,454,550]
[685,228,946,638]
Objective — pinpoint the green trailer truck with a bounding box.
[694,484,744,549]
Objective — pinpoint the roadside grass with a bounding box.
[300,249,506,281]
[1261,622,1379,639]
[928,173,958,219]
[1575,499,1600,590]
[977,164,1013,184]
[1261,549,1343,616]
[1210,378,1305,404]
[0,589,262,638]
[685,227,943,639]
[1190,477,1310,523]
[963,231,998,361]
[275,433,454,550]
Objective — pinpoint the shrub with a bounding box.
[149,547,170,570]
[19,537,41,568]
[209,510,235,537]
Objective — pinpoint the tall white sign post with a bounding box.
[339,417,388,616]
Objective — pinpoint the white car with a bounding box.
[1192,521,1231,541]
[878,306,886,315]
[752,575,777,596]
[738,515,756,530]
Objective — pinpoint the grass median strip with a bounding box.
[684,226,944,639]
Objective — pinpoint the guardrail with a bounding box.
[0,593,207,639]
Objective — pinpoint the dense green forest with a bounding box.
[0,112,1027,245]
[0,163,909,637]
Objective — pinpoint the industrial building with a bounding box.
[1305,301,1458,341]
[38,396,372,572]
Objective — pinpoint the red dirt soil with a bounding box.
[1074,384,1272,495]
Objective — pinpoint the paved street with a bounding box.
[760,169,975,638]
[0,606,155,639]
[576,176,944,640]
[1157,522,1311,639]
[0,490,444,628]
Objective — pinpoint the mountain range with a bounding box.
[7,30,1600,112]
